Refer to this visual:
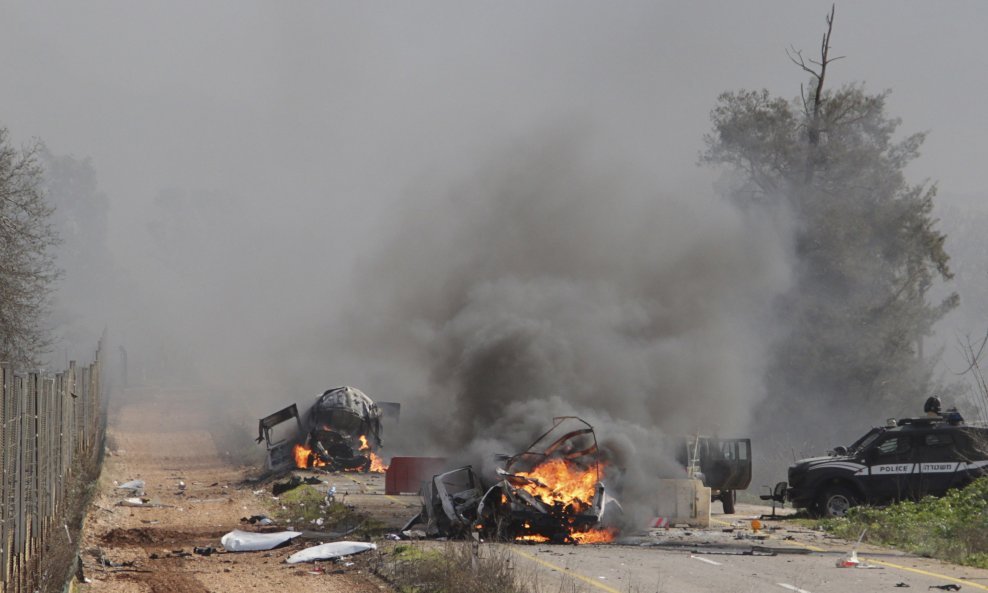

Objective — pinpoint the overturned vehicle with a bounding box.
[406,417,619,544]
[256,386,398,473]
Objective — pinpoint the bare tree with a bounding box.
[0,127,60,366]
[956,331,988,425]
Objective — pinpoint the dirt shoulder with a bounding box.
[76,387,391,593]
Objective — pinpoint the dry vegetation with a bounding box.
[375,542,540,593]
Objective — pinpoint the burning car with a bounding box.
[408,417,619,544]
[256,386,397,474]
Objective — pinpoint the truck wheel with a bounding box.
[721,490,736,514]
[820,486,856,518]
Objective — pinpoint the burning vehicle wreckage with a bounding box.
[404,417,622,544]
[256,386,398,474]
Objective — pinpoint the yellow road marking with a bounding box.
[710,518,732,526]
[384,494,418,506]
[779,539,828,553]
[777,539,987,589]
[513,536,988,592]
[862,558,988,591]
[510,547,624,593]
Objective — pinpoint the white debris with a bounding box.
[285,541,376,564]
[118,497,154,507]
[220,529,302,552]
[116,480,145,492]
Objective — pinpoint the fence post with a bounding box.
[67,362,76,474]
[0,347,103,593]
[1,363,8,592]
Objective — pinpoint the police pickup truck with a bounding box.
[777,416,988,517]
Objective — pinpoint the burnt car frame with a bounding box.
[256,386,399,473]
[410,417,614,543]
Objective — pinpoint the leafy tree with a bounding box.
[0,128,59,365]
[40,146,115,361]
[702,8,957,430]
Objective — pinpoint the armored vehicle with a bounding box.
[778,416,988,517]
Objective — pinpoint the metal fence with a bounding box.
[0,341,104,593]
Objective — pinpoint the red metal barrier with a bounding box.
[385,457,448,495]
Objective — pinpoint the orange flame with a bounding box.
[514,534,550,543]
[512,458,599,513]
[570,528,616,544]
[293,444,325,469]
[369,452,389,472]
[295,437,388,473]
[507,456,615,544]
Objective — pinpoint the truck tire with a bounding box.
[721,490,736,514]
[819,486,856,518]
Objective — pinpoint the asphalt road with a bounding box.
[505,504,988,593]
[318,473,988,593]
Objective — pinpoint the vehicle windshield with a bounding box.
[848,428,884,454]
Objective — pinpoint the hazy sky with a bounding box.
[1,2,985,413]
[4,3,986,249]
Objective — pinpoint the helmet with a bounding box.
[923,396,942,415]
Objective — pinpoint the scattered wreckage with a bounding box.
[256,386,399,474]
[405,417,620,544]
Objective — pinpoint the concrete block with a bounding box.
[655,478,711,527]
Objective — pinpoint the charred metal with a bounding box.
[405,417,620,544]
[256,386,399,474]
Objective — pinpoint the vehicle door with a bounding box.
[696,438,749,490]
[863,433,917,502]
[716,438,752,490]
[951,429,988,487]
[916,430,961,497]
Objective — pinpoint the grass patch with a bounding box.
[819,477,988,568]
[268,484,386,538]
[376,542,537,593]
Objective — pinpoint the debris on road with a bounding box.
[285,541,376,564]
[928,585,961,591]
[220,529,303,552]
[241,514,274,525]
[98,557,136,568]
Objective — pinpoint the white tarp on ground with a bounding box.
[116,479,145,491]
[117,497,156,507]
[221,529,303,552]
[285,541,376,564]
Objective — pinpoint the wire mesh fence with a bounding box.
[0,341,104,593]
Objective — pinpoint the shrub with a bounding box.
[377,542,537,593]
[821,477,988,568]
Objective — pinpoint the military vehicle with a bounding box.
[678,436,752,514]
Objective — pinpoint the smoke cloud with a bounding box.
[337,132,792,512]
